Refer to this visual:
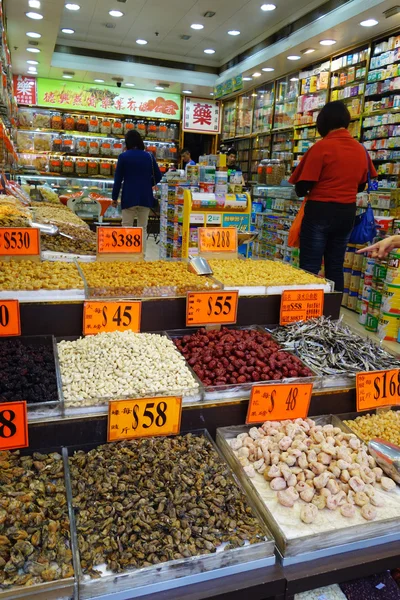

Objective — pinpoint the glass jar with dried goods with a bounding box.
[100,118,112,134]
[51,112,62,130]
[63,114,75,131]
[147,121,157,139]
[112,140,123,156]
[76,138,88,155]
[62,157,75,174]
[62,135,75,153]
[124,119,134,134]
[88,116,100,133]
[99,160,112,177]
[89,139,100,156]
[52,136,63,153]
[87,158,99,176]
[49,156,62,173]
[76,115,89,132]
[75,158,87,175]
[112,118,123,135]
[137,120,146,138]
[100,139,112,156]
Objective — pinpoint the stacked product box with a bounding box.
[159,174,190,259]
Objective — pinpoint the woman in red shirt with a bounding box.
[289,101,377,291]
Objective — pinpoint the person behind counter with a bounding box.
[226,147,245,185]
[289,100,377,292]
[112,130,162,244]
[180,148,195,168]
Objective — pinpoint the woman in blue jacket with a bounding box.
[112,130,162,241]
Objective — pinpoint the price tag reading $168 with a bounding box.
[0,300,21,336]
[97,227,143,254]
[357,368,400,411]
[198,227,238,253]
[186,290,239,326]
[108,396,182,442]
[83,301,141,335]
[0,401,29,451]
[0,228,40,257]
[246,382,313,424]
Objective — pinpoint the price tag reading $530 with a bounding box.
[357,368,400,411]
[198,227,238,253]
[83,301,141,335]
[246,383,313,424]
[0,228,40,257]
[97,227,143,254]
[186,290,239,326]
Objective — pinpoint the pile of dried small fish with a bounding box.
[272,317,400,376]
[0,450,73,589]
[69,434,266,578]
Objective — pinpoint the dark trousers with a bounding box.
[299,200,356,292]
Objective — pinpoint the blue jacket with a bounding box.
[112,150,162,209]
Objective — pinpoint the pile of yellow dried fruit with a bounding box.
[0,260,83,290]
[344,410,400,446]
[209,259,325,287]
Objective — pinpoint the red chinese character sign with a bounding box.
[13,75,37,106]
[183,96,221,134]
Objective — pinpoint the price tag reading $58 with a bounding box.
[83,301,141,335]
[246,383,313,424]
[198,227,238,253]
[357,368,400,411]
[97,227,143,254]
[108,396,182,442]
[0,401,29,451]
[186,290,239,326]
[0,228,40,257]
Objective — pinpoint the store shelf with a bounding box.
[17,127,178,144]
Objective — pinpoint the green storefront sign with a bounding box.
[214,75,243,99]
[36,78,181,120]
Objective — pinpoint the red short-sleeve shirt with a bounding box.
[289,129,377,203]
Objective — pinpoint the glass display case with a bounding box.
[221,99,237,140]
[271,130,294,175]
[274,74,299,129]
[236,138,252,181]
[250,134,271,179]
[236,93,253,137]
[252,82,274,134]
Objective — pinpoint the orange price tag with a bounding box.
[356,369,400,411]
[0,300,21,336]
[280,289,324,326]
[0,228,40,257]
[108,396,182,442]
[97,227,143,254]
[198,227,237,253]
[0,401,29,450]
[246,382,313,424]
[83,301,141,335]
[186,290,238,326]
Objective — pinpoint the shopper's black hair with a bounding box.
[125,130,145,150]
[180,147,191,156]
[316,100,351,137]
[227,147,237,156]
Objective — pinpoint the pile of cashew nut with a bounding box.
[230,418,397,524]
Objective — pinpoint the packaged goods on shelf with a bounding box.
[274,75,299,130]
[217,416,400,563]
[0,260,84,291]
[253,82,274,134]
[344,410,400,447]
[236,93,252,137]
[221,99,237,140]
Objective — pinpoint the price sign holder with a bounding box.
[97,227,143,262]
[0,401,29,451]
[0,300,21,336]
[246,382,313,424]
[356,369,400,412]
[108,396,182,442]
[0,227,40,262]
[198,227,238,260]
[83,300,141,335]
[280,289,324,326]
[186,290,239,327]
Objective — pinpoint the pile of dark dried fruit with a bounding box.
[0,338,58,404]
[69,434,266,578]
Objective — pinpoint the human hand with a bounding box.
[356,235,400,259]
[112,200,118,208]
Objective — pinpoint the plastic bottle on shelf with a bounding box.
[168,123,178,141]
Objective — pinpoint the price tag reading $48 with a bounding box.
[0,300,21,336]
[198,227,237,253]
[0,228,40,257]
[97,227,143,254]
[0,401,29,451]
[246,382,313,424]
[280,289,324,326]
[108,396,182,442]
[83,301,141,335]
[357,368,400,411]
[186,290,239,326]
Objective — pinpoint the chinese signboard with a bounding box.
[183,96,221,134]
[13,75,37,105]
[36,78,181,120]
[214,75,243,99]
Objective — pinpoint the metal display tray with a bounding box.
[216,415,400,566]
[165,325,320,402]
[63,430,275,600]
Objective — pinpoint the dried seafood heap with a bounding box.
[69,435,266,578]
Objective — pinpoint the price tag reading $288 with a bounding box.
[186,290,238,326]
[246,383,313,424]
[83,301,141,335]
[357,369,400,411]
[0,228,40,257]
[97,227,143,254]
[198,227,237,253]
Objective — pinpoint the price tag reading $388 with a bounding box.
[186,290,239,326]
[97,227,143,254]
[357,369,400,411]
[0,228,40,257]
[246,383,313,424]
[83,301,141,335]
[108,397,182,442]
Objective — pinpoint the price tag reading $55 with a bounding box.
[83,301,141,335]
[198,227,237,253]
[108,397,182,442]
[186,290,239,326]
[97,227,143,254]
[246,383,313,424]
[357,368,400,411]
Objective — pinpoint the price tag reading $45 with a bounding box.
[83,301,141,335]
[97,227,143,254]
[186,290,239,326]
[0,228,40,257]
[246,382,313,424]
[198,227,237,253]
[108,396,182,442]
[357,368,400,411]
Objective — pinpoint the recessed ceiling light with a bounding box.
[210,92,214,95]
[63,74,73,79]
[27,59,39,65]
[302,48,315,54]
[320,39,336,46]
[191,23,204,30]
[28,0,41,8]
[27,47,41,53]
[28,66,37,71]
[25,12,43,20]
[360,18,378,26]
[109,9,124,17]
[136,39,148,45]
[253,72,261,77]
[155,86,164,91]
[125,83,135,87]
[26,31,41,38]
[290,77,299,81]
[243,76,252,81]
[94,79,104,83]
[182,90,192,94]
[204,48,215,54]
[228,30,240,36]
[252,93,258,97]
[261,3,276,11]
[287,55,301,60]
[62,28,75,34]
[262,67,274,72]
[65,3,80,10]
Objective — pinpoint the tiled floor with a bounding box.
[144,236,160,261]
[341,307,399,355]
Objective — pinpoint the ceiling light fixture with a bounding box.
[155,86,164,91]
[262,67,274,72]
[204,48,215,54]
[243,76,252,81]
[136,39,147,44]
[191,23,204,30]
[302,48,315,54]
[319,39,336,46]
[360,18,378,26]
[28,0,41,8]
[204,11,215,17]
[261,3,276,11]
[63,74,73,79]
[109,9,124,17]
[182,90,192,94]
[252,93,258,97]
[26,31,41,38]
[61,28,75,34]
[28,66,37,71]
[125,83,135,87]
[290,77,299,81]
[65,3,80,10]
[228,30,240,36]
[252,72,261,77]
[287,55,301,60]
[94,79,104,83]
[25,11,43,19]
[27,59,39,64]
[27,47,41,53]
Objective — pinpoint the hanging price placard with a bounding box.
[186,290,238,326]
[97,227,143,254]
[357,369,400,411]
[108,396,182,442]
[0,228,40,257]
[83,301,141,335]
[0,300,21,336]
[246,382,313,424]
[0,401,29,451]
[198,227,237,253]
[280,289,324,326]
